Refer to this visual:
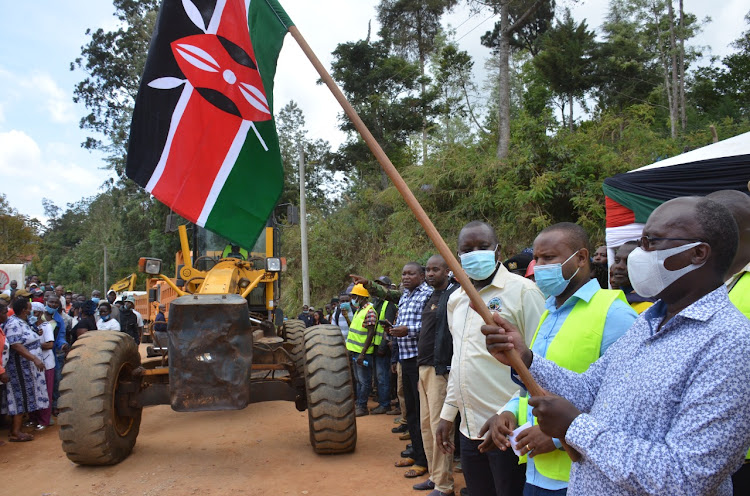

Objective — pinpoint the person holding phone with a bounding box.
[435,221,545,496]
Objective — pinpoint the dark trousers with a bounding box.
[733,462,750,495]
[401,357,427,467]
[523,485,567,496]
[460,432,525,496]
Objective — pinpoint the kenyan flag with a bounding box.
[126,0,293,248]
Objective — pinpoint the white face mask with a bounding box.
[627,242,705,298]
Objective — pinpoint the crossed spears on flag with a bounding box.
[126,0,580,462]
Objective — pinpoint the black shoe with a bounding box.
[406,443,412,449]
[392,424,408,434]
[401,447,415,458]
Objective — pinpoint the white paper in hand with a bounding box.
[508,421,532,457]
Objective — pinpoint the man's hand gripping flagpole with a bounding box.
[286,24,581,463]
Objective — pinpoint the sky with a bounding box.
[0,0,747,223]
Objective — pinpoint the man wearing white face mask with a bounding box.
[478,222,636,496]
[481,197,750,495]
[435,221,545,496]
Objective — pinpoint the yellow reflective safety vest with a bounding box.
[728,272,750,459]
[346,302,375,354]
[373,300,393,346]
[729,272,750,319]
[518,289,627,482]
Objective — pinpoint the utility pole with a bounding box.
[298,143,310,306]
[103,245,108,293]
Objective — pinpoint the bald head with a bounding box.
[706,190,750,276]
[538,222,591,254]
[648,196,738,280]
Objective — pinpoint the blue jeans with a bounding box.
[352,352,373,409]
[460,432,525,496]
[523,485,567,496]
[374,351,391,409]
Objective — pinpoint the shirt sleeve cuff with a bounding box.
[440,403,459,422]
[564,413,597,455]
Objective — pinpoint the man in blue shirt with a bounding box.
[479,223,636,495]
[482,197,750,495]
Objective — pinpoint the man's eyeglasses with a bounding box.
[637,236,703,250]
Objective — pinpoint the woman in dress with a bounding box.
[4,297,47,442]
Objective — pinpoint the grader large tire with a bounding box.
[303,324,357,454]
[58,331,142,465]
[284,319,307,375]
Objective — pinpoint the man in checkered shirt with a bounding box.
[389,262,433,478]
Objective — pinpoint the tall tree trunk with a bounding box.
[651,2,674,138]
[418,10,427,164]
[421,57,428,164]
[678,0,686,130]
[497,4,511,159]
[667,0,679,138]
[568,94,574,131]
[559,99,566,129]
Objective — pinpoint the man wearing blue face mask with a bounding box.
[435,221,545,496]
[482,197,750,495]
[479,222,636,496]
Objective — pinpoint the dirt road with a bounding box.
[1,398,466,496]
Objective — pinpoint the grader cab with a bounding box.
[57,222,356,465]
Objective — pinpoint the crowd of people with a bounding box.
[295,192,750,496]
[3,191,750,495]
[0,280,150,444]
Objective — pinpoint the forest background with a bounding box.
[2,0,750,314]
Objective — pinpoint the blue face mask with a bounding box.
[91,297,100,305]
[460,246,498,281]
[534,251,581,298]
[28,315,38,325]
[45,305,57,315]
[340,302,352,312]
[101,315,110,322]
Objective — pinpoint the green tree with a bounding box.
[276,101,338,215]
[718,12,750,118]
[329,39,423,189]
[71,0,159,175]
[533,10,597,130]
[478,0,552,158]
[592,2,661,113]
[430,33,486,144]
[0,194,41,264]
[377,0,457,162]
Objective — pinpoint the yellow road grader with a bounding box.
[57,222,356,465]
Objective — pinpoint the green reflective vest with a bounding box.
[221,245,249,259]
[346,302,375,354]
[728,272,750,459]
[373,300,392,346]
[729,272,750,319]
[518,289,627,482]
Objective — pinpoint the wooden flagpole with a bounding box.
[289,25,580,460]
